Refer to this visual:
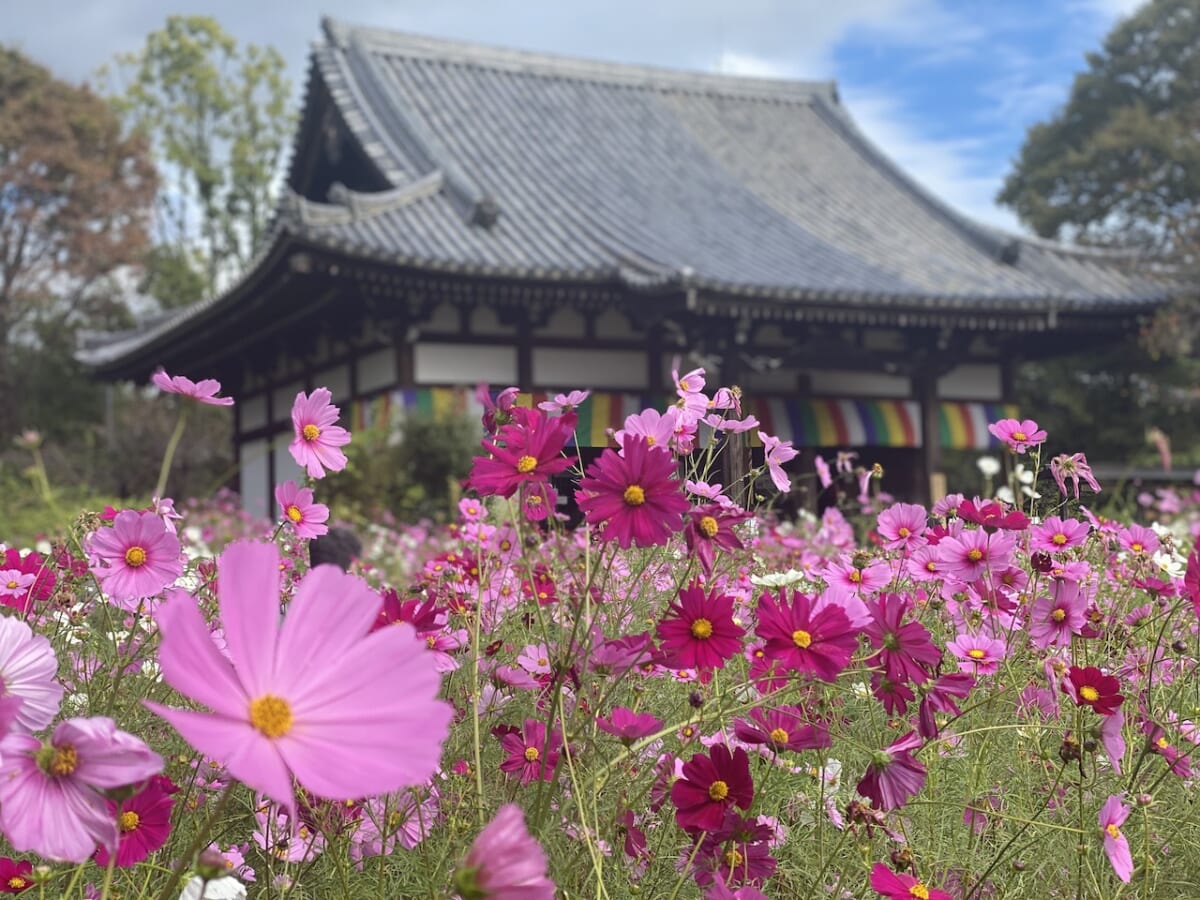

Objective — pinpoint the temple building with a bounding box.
[82,18,1168,515]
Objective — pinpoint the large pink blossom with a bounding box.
[455,804,556,899]
[0,616,64,732]
[289,388,352,479]
[0,717,163,862]
[147,541,452,816]
[87,510,182,607]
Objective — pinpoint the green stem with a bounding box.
[155,782,236,900]
[154,406,191,502]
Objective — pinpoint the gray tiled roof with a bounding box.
[288,18,1165,310]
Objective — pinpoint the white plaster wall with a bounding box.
[239,438,270,519]
[356,348,396,394]
[240,394,268,432]
[313,363,351,401]
[272,381,305,426]
[938,364,1002,400]
[273,432,304,486]
[414,343,518,384]
[806,370,911,398]
[594,309,638,340]
[540,307,587,338]
[533,348,646,389]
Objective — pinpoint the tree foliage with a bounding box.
[0,47,156,440]
[109,15,292,304]
[998,0,1200,256]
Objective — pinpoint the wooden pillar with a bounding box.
[914,363,945,506]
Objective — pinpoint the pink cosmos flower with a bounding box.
[758,432,798,493]
[1118,524,1159,555]
[0,717,163,862]
[613,407,680,453]
[151,369,234,406]
[869,863,953,900]
[1028,581,1089,650]
[657,583,746,671]
[498,720,561,785]
[1099,795,1133,883]
[857,731,926,811]
[987,418,1047,453]
[814,454,833,489]
[289,388,352,479]
[576,436,690,548]
[87,510,182,607]
[93,775,177,868]
[946,632,1006,676]
[0,616,64,733]
[274,481,329,539]
[1100,708,1126,774]
[597,708,664,742]
[876,502,928,552]
[470,407,576,498]
[1030,516,1090,553]
[0,571,34,609]
[685,503,753,576]
[734,706,831,754]
[455,804,556,899]
[1051,452,1101,499]
[147,541,452,817]
[936,528,1014,583]
[537,390,590,413]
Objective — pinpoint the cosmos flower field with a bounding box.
[1,368,1198,899]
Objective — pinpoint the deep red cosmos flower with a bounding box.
[856,731,927,811]
[94,775,178,868]
[1064,666,1124,716]
[576,435,690,548]
[862,594,941,687]
[657,583,746,671]
[755,590,858,683]
[0,858,33,894]
[469,406,576,499]
[733,705,831,754]
[684,503,753,576]
[869,862,954,900]
[671,744,754,833]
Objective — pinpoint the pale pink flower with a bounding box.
[1099,795,1133,883]
[987,418,1046,453]
[537,390,590,413]
[0,616,64,732]
[87,510,182,607]
[613,407,679,453]
[289,388,352,479]
[0,570,35,605]
[456,804,556,899]
[876,503,928,552]
[946,633,1006,676]
[274,481,330,539]
[147,541,452,817]
[151,369,234,406]
[758,432,798,493]
[1051,453,1101,499]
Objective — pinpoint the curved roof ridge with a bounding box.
[321,16,837,105]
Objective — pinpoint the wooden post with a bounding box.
[914,364,944,506]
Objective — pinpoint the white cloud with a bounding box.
[1073,0,1146,21]
[840,87,1024,232]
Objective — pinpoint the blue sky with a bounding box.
[6,0,1146,232]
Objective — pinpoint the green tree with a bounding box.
[998,0,1200,255]
[109,15,292,304]
[0,47,156,441]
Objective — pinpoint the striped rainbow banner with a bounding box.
[349,388,1020,451]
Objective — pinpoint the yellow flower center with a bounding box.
[898,527,911,538]
[125,546,148,567]
[623,485,646,506]
[691,618,714,639]
[249,694,294,738]
[1052,533,1067,545]
[792,629,812,649]
[646,435,657,446]
[967,648,986,659]
[1051,608,1067,622]
[5,580,17,590]
[285,505,303,523]
[724,848,744,868]
[1156,736,1169,750]
[524,746,540,762]
[302,423,321,442]
[1106,823,1121,840]
[769,727,789,745]
[1012,431,1027,442]
[119,810,141,832]
[7,878,26,890]
[698,516,719,538]
[516,455,538,474]
[50,744,78,776]
[1079,685,1100,703]
[708,780,729,801]
[926,561,938,572]
[538,657,548,667]
[1131,542,1143,552]
[967,548,983,562]
[909,885,931,900]
[848,570,862,583]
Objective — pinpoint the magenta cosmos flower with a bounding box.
[274,480,329,539]
[987,417,1047,453]
[0,858,33,893]
[857,731,927,811]
[151,369,234,406]
[576,435,690,548]
[93,774,177,868]
[685,503,753,576]
[1099,795,1133,883]
[755,589,858,683]
[671,744,754,833]
[87,510,182,607]
[0,717,163,862]
[147,541,452,817]
[0,616,64,732]
[864,594,942,686]
[597,707,663,742]
[469,406,576,498]
[498,719,561,785]
[734,705,830,754]
[289,388,352,479]
[657,583,746,671]
[869,863,953,900]
[454,804,556,899]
